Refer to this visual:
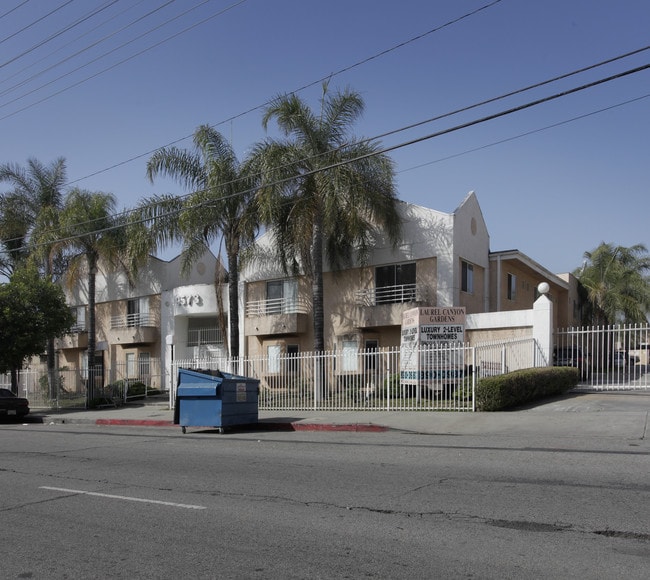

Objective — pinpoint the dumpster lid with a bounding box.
[177,384,219,397]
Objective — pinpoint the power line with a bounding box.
[4,58,648,253]
[0,0,120,71]
[0,1,31,21]
[0,0,212,105]
[0,0,74,45]
[61,0,507,186]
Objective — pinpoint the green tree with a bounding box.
[56,188,125,398]
[250,85,402,352]
[136,125,257,359]
[0,157,68,397]
[576,242,650,325]
[0,157,67,276]
[0,267,74,393]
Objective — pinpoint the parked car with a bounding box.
[613,351,640,369]
[0,388,30,418]
[553,347,590,379]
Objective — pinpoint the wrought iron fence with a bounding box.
[1,359,164,409]
[171,337,544,412]
[555,324,650,390]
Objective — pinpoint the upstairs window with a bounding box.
[507,273,517,301]
[70,306,86,332]
[375,263,416,304]
[461,261,474,294]
[266,279,297,314]
[127,297,149,327]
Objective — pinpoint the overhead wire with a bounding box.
[0,0,75,45]
[6,56,649,254]
[0,1,31,21]
[0,0,217,106]
[65,0,506,186]
[0,0,121,71]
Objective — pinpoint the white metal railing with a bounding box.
[355,283,419,306]
[69,323,87,333]
[555,324,650,390]
[246,297,310,317]
[187,327,224,347]
[1,360,164,409]
[110,312,158,328]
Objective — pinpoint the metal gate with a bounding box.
[555,324,650,390]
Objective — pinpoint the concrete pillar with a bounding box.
[533,282,553,366]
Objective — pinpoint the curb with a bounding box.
[88,419,390,432]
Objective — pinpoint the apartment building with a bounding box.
[55,250,220,390]
[50,191,580,391]
[241,191,580,360]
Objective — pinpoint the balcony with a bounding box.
[56,329,88,350]
[354,284,430,328]
[246,297,310,336]
[110,312,160,345]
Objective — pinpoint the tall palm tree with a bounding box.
[250,85,402,352]
[0,157,67,396]
[137,124,257,359]
[56,188,124,401]
[576,242,650,325]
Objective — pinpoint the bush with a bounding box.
[475,367,578,411]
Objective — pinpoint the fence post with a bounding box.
[533,282,553,366]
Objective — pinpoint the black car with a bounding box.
[0,388,30,418]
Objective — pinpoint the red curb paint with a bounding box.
[96,419,175,427]
[93,419,387,432]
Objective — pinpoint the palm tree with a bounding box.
[0,157,67,396]
[56,188,124,401]
[138,124,257,359]
[249,85,402,352]
[576,242,650,325]
[0,157,67,273]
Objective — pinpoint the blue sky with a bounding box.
[1,0,648,274]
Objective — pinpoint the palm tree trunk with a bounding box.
[87,253,97,405]
[312,213,325,353]
[227,245,240,361]
[311,212,326,402]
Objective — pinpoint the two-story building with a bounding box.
[49,191,581,393]
[240,191,581,360]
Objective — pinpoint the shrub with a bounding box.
[475,367,578,411]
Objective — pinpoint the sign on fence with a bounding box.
[400,307,466,389]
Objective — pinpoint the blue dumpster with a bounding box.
[173,368,259,434]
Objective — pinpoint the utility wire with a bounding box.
[0,0,121,71]
[6,59,648,252]
[0,0,149,89]
[0,0,74,45]
[64,0,505,186]
[0,0,208,103]
[0,1,31,21]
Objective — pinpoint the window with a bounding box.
[375,263,416,304]
[507,273,517,301]
[266,279,297,314]
[127,297,149,327]
[341,339,359,372]
[126,353,136,378]
[71,306,86,332]
[267,345,281,373]
[461,261,474,294]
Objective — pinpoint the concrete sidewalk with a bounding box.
[17,390,650,440]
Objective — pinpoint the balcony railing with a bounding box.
[246,297,310,317]
[110,312,158,329]
[187,327,224,347]
[355,283,419,306]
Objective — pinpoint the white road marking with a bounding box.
[40,486,206,510]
